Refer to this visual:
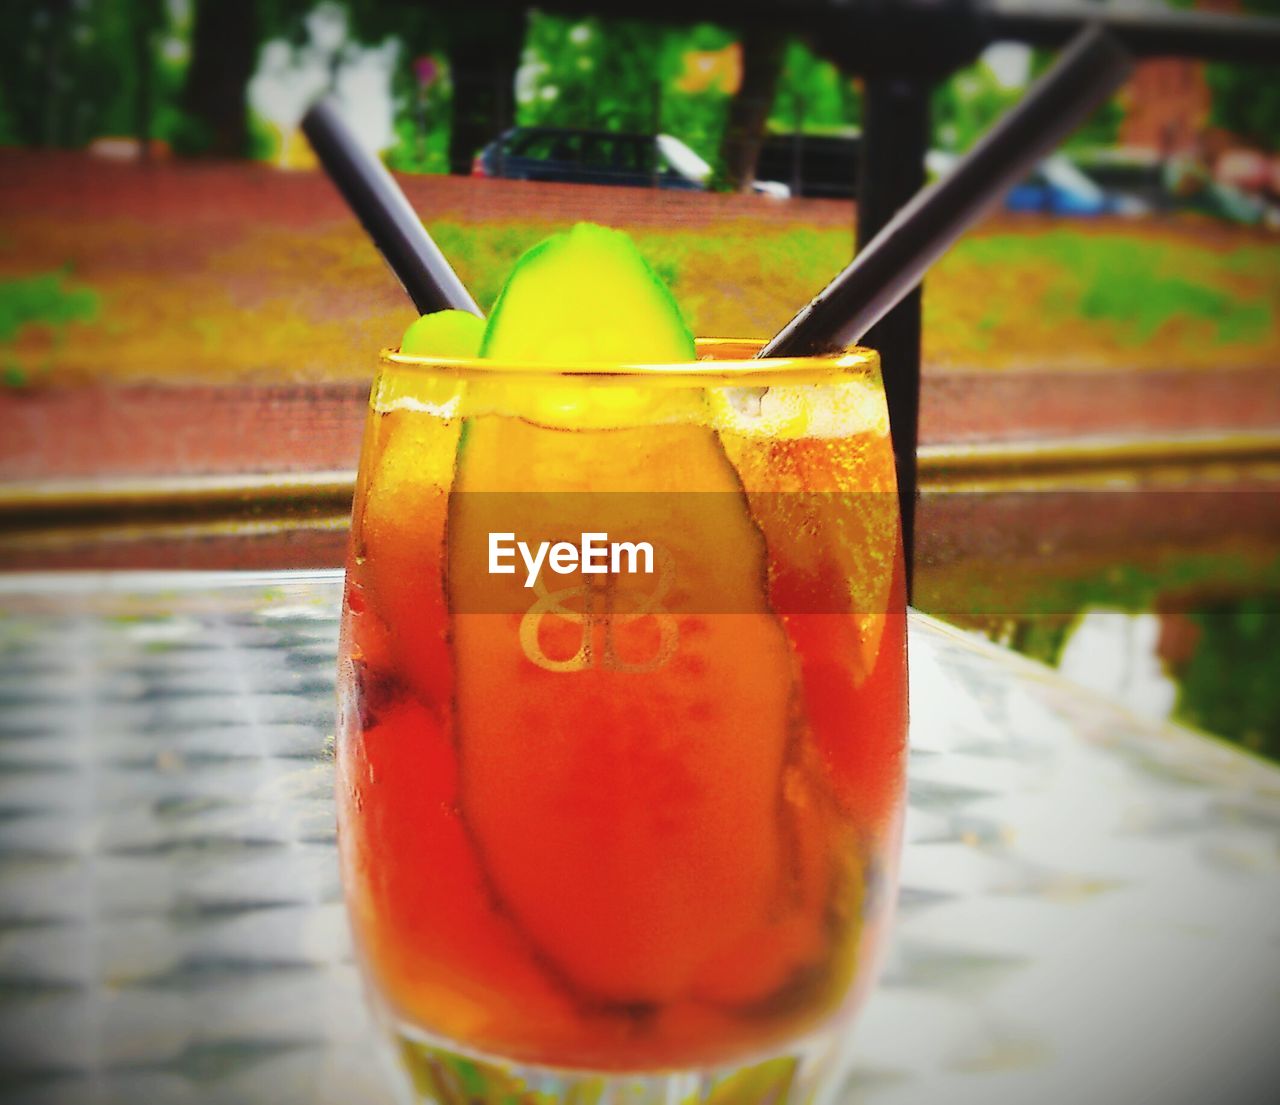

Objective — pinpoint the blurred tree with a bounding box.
[770,38,861,135]
[518,14,663,134]
[0,0,189,150]
[0,89,16,147]
[181,0,259,155]
[445,10,523,174]
[0,0,90,147]
[1205,0,1280,151]
[518,15,758,178]
[38,0,75,147]
[931,57,1022,154]
[718,23,784,190]
[320,2,519,175]
[131,0,164,158]
[342,1,451,172]
[933,47,1121,156]
[659,23,736,167]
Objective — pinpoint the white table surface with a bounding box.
[1,571,1277,1105]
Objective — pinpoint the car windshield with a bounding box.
[510,130,581,161]
[656,134,712,182]
[582,134,648,172]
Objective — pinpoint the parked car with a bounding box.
[472,126,789,196]
[927,151,1149,216]
[1080,148,1273,227]
[755,138,1148,216]
[1074,151,1171,211]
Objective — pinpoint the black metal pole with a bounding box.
[857,75,931,600]
[981,0,1280,63]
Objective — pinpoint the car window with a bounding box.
[581,135,649,172]
[580,136,612,170]
[510,131,580,162]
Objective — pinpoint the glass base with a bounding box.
[380,1017,859,1105]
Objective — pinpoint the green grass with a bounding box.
[0,270,99,341]
[425,221,1277,365]
[0,269,99,386]
[7,213,1276,382]
[949,230,1275,347]
[427,220,848,314]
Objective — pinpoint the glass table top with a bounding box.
[1,571,1277,1105]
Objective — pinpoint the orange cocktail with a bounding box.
[335,339,907,1079]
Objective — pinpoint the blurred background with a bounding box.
[1,0,1278,760]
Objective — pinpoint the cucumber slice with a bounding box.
[479,223,695,364]
[400,309,485,358]
[447,416,810,1005]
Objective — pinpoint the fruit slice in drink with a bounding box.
[479,222,695,363]
[448,417,800,1007]
[712,376,907,834]
[400,308,486,358]
[441,227,849,1027]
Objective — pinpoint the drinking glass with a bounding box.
[336,338,907,1105]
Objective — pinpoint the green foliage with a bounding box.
[168,114,215,158]
[658,23,736,166]
[257,0,319,45]
[0,271,100,343]
[1205,0,1280,152]
[1176,599,1280,760]
[1206,63,1280,153]
[1080,272,1269,346]
[384,51,452,174]
[0,82,19,146]
[951,231,1274,346]
[348,3,455,174]
[149,0,197,146]
[0,270,100,387]
[518,14,665,133]
[770,39,859,134]
[426,221,546,310]
[932,58,1022,154]
[934,48,1121,153]
[246,108,280,162]
[386,106,450,173]
[515,15,744,168]
[0,0,193,149]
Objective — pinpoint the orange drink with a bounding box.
[335,339,907,1095]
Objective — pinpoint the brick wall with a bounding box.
[0,150,855,231]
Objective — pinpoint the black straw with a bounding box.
[301,97,481,317]
[759,24,1132,359]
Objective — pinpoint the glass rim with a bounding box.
[378,337,879,386]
